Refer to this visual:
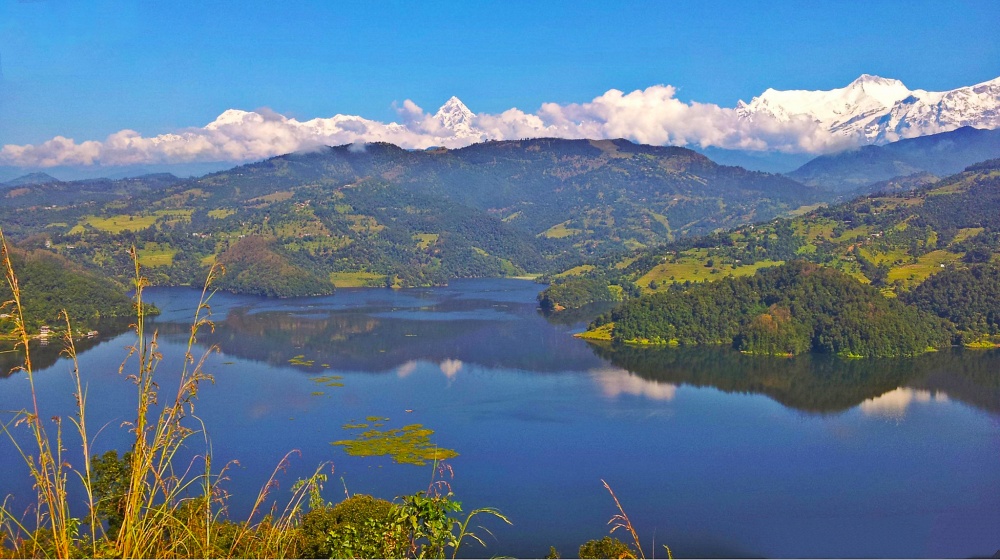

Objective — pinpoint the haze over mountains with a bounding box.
[3,75,999,178]
[787,126,1000,191]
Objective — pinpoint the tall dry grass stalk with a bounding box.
[602,479,672,560]
[110,246,221,558]
[1,229,78,557]
[0,232,317,558]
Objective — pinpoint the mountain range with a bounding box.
[220,73,1000,154]
[3,74,999,181]
[0,138,824,295]
[737,74,1000,145]
[3,126,1000,297]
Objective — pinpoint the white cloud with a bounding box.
[0,85,860,168]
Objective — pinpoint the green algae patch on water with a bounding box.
[332,417,459,466]
[289,354,315,366]
[313,374,344,387]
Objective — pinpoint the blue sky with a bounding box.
[1,0,998,168]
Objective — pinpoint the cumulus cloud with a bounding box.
[0,84,857,168]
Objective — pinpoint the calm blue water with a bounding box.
[2,279,999,558]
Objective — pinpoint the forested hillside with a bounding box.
[0,242,143,334]
[0,139,824,295]
[552,159,1000,351]
[549,158,1000,301]
[587,261,949,357]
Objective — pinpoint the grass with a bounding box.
[859,247,908,266]
[786,202,826,217]
[413,234,439,250]
[136,244,176,267]
[885,249,963,288]
[554,264,595,278]
[637,250,782,291]
[950,227,984,246]
[329,271,385,288]
[575,324,614,341]
[248,191,293,205]
[540,221,585,239]
[344,215,384,234]
[68,210,193,235]
[70,215,157,234]
[207,209,236,219]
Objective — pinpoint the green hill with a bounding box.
[588,261,949,357]
[556,158,1000,350]
[0,243,142,335]
[0,139,825,295]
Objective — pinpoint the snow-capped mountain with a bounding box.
[201,98,482,149]
[434,96,478,138]
[737,74,1000,144]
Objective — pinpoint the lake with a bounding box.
[1,278,999,558]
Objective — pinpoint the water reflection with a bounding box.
[859,388,950,418]
[591,367,678,401]
[146,285,606,375]
[439,359,463,379]
[138,284,1000,417]
[0,319,131,378]
[589,343,1000,415]
[396,360,418,378]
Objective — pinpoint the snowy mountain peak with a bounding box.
[433,96,479,140]
[435,96,475,123]
[206,109,260,129]
[849,74,905,88]
[737,74,1000,145]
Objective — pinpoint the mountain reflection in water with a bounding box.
[2,280,998,558]
[588,343,1000,415]
[139,281,1000,416]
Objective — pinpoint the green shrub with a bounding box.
[579,536,636,559]
[298,494,397,559]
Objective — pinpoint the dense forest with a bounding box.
[212,235,333,297]
[903,263,1000,344]
[537,276,639,311]
[590,261,951,357]
[0,243,144,334]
